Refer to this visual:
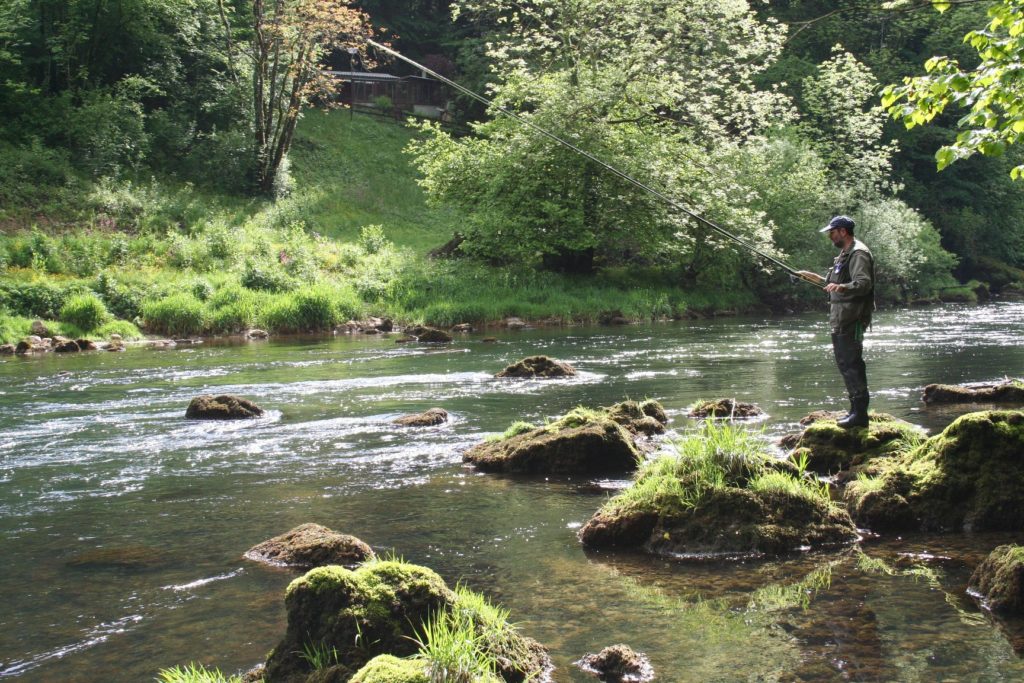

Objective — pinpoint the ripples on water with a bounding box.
[1,304,1024,681]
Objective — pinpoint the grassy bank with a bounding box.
[0,112,757,345]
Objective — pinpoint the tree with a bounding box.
[225,0,373,195]
[882,0,1024,179]
[409,0,790,272]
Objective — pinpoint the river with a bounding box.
[1,303,1023,681]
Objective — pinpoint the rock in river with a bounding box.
[923,381,1024,404]
[261,559,550,683]
[576,644,654,682]
[463,401,668,475]
[781,411,924,475]
[245,523,374,570]
[688,398,764,419]
[578,423,859,558]
[843,410,1024,533]
[185,394,264,420]
[969,544,1024,614]
[496,355,576,378]
[392,407,448,427]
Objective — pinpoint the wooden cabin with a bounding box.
[325,71,449,119]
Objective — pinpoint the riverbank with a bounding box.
[0,112,767,344]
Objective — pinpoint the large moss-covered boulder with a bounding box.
[186,394,264,419]
[845,410,1024,532]
[783,412,924,475]
[244,523,374,570]
[496,355,576,378]
[465,420,640,474]
[580,486,857,557]
[923,381,1024,404]
[348,656,429,683]
[264,561,453,682]
[262,560,550,683]
[969,545,1024,614]
[578,424,858,558]
[463,401,668,475]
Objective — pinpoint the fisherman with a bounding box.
[797,215,875,429]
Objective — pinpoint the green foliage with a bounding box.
[882,0,1024,180]
[359,224,392,255]
[299,641,341,670]
[0,313,32,345]
[155,663,242,683]
[242,258,297,293]
[142,293,208,337]
[95,320,143,340]
[0,278,89,318]
[59,293,111,333]
[486,421,536,442]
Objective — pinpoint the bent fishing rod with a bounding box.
[365,39,824,289]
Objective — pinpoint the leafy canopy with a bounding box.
[882,0,1024,179]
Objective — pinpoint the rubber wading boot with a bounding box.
[837,396,869,429]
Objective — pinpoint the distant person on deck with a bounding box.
[796,215,875,429]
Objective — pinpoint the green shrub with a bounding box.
[155,663,241,683]
[94,319,143,340]
[142,293,208,336]
[0,279,87,318]
[94,271,160,320]
[262,285,344,333]
[59,293,110,332]
[241,258,296,292]
[0,314,32,344]
[358,224,391,254]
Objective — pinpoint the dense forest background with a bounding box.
[2,0,1023,342]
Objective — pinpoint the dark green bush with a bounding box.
[0,279,88,318]
[60,293,110,332]
[262,286,339,333]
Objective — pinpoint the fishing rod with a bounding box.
[365,39,824,289]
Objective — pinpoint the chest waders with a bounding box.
[825,245,874,429]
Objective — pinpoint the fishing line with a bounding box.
[365,39,824,289]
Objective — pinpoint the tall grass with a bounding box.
[412,609,500,683]
[155,663,241,683]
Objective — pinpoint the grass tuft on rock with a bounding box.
[155,663,241,683]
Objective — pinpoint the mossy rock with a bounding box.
[186,394,264,420]
[579,486,857,557]
[788,412,923,474]
[969,545,1024,614]
[244,523,374,570]
[606,399,669,435]
[922,382,1024,405]
[463,419,641,474]
[495,355,576,378]
[868,410,1024,532]
[262,561,550,683]
[263,561,454,682]
[348,656,428,683]
[392,408,448,427]
[688,398,764,419]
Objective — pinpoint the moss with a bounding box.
[579,423,857,557]
[348,656,428,683]
[266,561,454,682]
[969,545,1024,614]
[791,412,923,474]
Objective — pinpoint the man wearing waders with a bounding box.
[797,216,875,429]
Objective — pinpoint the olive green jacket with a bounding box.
[823,239,874,333]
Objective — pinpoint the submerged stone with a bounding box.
[688,398,764,419]
[575,644,654,683]
[496,355,576,378]
[847,410,1024,532]
[392,407,448,427]
[416,328,453,343]
[923,381,1024,404]
[784,412,924,475]
[969,545,1024,615]
[66,545,166,571]
[0,344,14,355]
[185,394,264,420]
[244,523,374,570]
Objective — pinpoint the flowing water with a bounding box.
[2,303,1024,682]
